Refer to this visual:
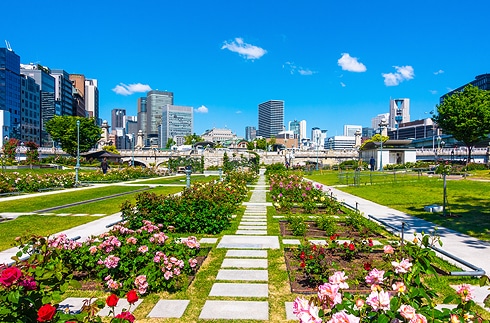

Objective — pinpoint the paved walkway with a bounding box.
[1,172,489,319]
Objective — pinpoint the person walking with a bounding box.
[101,157,110,175]
[369,156,375,171]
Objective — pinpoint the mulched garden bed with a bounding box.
[279,221,385,239]
[74,247,211,291]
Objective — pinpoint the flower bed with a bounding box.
[121,177,248,234]
[291,232,489,322]
[53,220,203,295]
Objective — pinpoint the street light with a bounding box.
[315,134,319,171]
[436,135,441,161]
[75,119,80,185]
[378,118,388,171]
[131,132,135,167]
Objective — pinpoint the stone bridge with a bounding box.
[116,149,358,168]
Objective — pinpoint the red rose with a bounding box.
[349,243,355,251]
[0,266,22,287]
[300,251,305,260]
[300,262,306,268]
[115,311,135,322]
[37,304,56,322]
[363,262,371,271]
[106,293,119,307]
[126,289,139,304]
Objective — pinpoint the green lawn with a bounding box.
[307,171,490,240]
[0,215,97,251]
[0,185,144,212]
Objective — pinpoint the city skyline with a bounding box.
[2,1,490,137]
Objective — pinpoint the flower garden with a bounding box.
[0,166,489,322]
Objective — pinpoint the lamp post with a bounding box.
[131,132,135,167]
[315,134,319,171]
[75,120,80,185]
[378,118,388,171]
[436,135,441,162]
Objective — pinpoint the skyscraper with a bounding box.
[389,99,410,129]
[146,90,174,145]
[245,126,256,141]
[20,75,40,144]
[111,109,126,129]
[85,79,99,123]
[0,47,21,139]
[160,104,193,148]
[20,64,56,147]
[51,69,74,116]
[257,100,284,138]
[137,96,147,139]
[70,74,86,117]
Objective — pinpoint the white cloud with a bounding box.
[221,38,267,60]
[236,110,242,114]
[195,105,208,113]
[112,83,152,96]
[382,66,414,86]
[337,53,367,72]
[429,90,438,94]
[434,69,444,75]
[340,82,346,87]
[283,61,316,75]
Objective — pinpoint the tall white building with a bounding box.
[343,125,362,136]
[85,79,99,124]
[389,98,410,129]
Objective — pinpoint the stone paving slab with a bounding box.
[222,258,268,268]
[238,225,267,230]
[226,250,267,258]
[199,237,218,244]
[97,298,143,316]
[239,221,267,225]
[285,302,296,320]
[216,269,269,281]
[58,297,95,314]
[282,239,301,245]
[218,235,280,249]
[209,283,268,297]
[236,229,267,235]
[242,215,267,219]
[199,300,269,320]
[147,299,189,318]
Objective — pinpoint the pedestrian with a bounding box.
[369,156,375,171]
[101,157,110,175]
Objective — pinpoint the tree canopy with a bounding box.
[433,85,490,162]
[183,133,203,145]
[46,116,102,157]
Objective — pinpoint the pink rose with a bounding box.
[383,245,394,254]
[0,266,22,287]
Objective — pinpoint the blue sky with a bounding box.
[2,0,490,137]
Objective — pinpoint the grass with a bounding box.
[0,185,147,212]
[0,215,97,251]
[307,170,490,241]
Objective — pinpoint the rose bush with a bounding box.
[121,173,249,234]
[53,220,202,294]
[293,232,489,323]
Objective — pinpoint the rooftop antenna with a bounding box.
[4,40,12,51]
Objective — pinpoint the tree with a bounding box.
[183,133,203,145]
[246,141,255,150]
[24,141,40,165]
[102,145,119,154]
[165,138,176,149]
[255,138,267,150]
[433,85,490,163]
[46,116,102,157]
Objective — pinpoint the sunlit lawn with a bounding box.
[0,215,97,251]
[307,170,490,240]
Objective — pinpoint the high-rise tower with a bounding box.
[257,100,284,138]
